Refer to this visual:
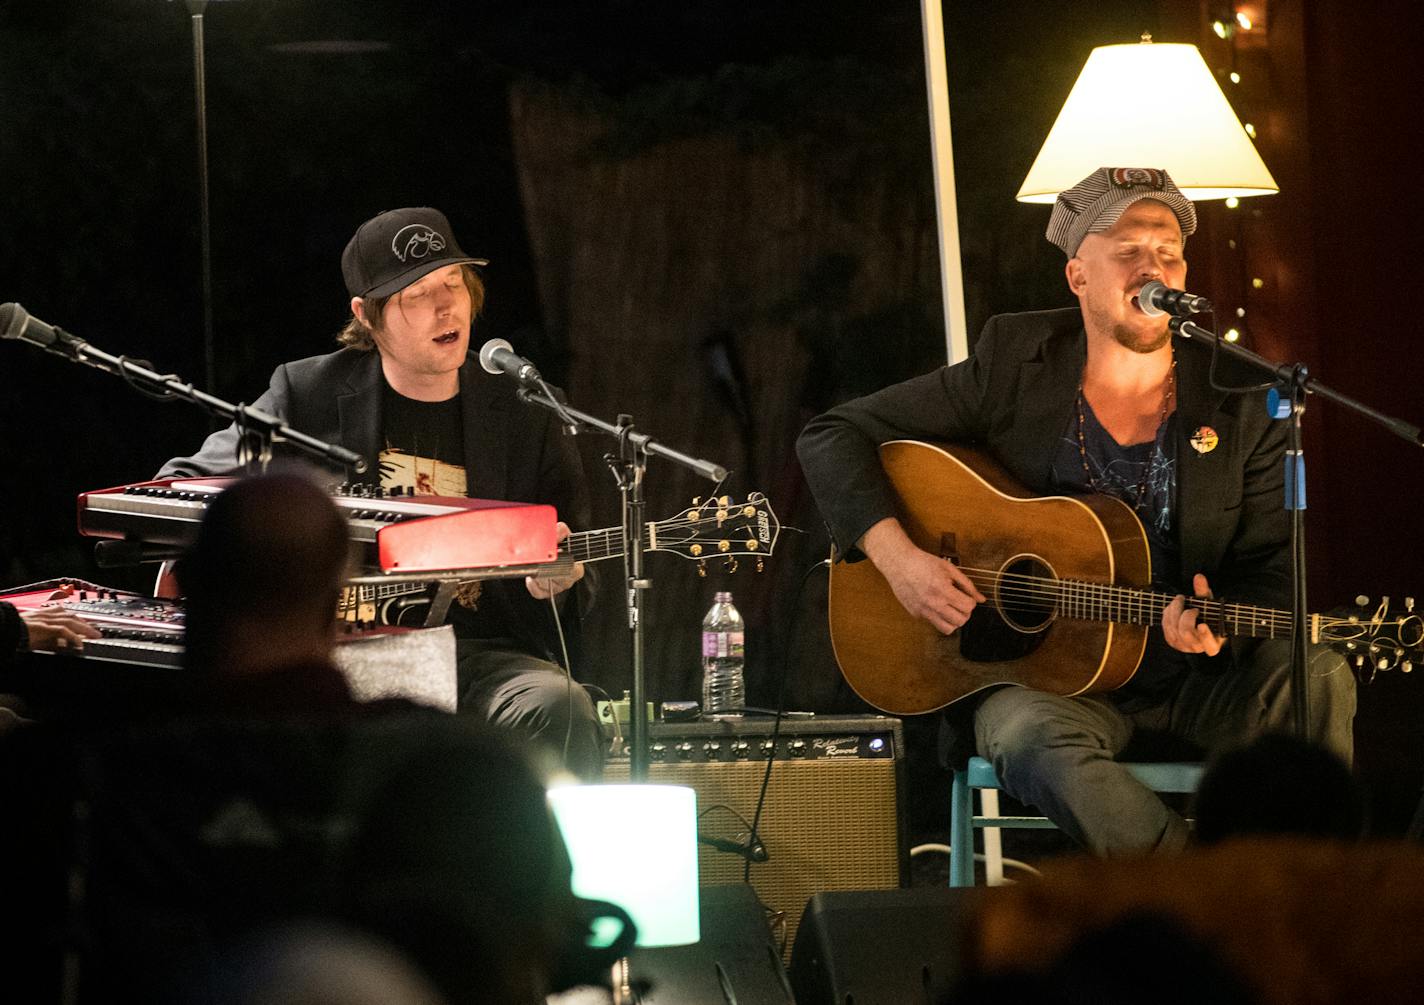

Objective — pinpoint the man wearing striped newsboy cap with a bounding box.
[797,161,1356,862]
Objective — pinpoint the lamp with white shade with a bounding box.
[1017,35,1277,204]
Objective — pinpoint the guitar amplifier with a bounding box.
[604,715,906,956]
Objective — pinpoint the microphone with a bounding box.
[0,302,85,356]
[478,338,542,383]
[1137,281,1212,318]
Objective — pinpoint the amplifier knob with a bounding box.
[788,739,807,757]
[732,740,751,759]
[760,740,776,758]
[650,743,667,761]
[676,742,695,760]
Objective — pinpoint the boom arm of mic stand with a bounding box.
[1173,319,1424,446]
[515,387,730,482]
[50,332,366,473]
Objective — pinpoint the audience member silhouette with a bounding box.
[1193,731,1366,845]
[956,910,1259,1005]
[174,469,357,711]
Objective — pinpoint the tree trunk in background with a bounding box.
[509,76,944,712]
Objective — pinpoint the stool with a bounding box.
[949,755,1204,886]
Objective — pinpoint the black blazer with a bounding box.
[796,308,1290,611]
[158,347,597,662]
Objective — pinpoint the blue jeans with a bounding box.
[973,638,1356,855]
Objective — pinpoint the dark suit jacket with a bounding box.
[796,308,1291,613]
[158,348,596,664]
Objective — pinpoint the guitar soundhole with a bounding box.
[996,556,1056,634]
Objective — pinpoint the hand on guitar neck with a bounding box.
[526,521,586,601]
[1164,573,1226,657]
[859,517,986,636]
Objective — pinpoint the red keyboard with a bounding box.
[78,478,559,573]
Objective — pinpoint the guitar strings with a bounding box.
[944,562,1400,639]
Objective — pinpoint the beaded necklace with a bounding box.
[1075,354,1176,508]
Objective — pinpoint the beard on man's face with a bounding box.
[1112,322,1171,354]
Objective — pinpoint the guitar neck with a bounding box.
[563,525,647,564]
[1056,581,1298,640]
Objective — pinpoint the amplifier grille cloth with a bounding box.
[605,757,902,955]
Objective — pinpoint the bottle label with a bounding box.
[702,631,745,659]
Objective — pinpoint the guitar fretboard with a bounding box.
[975,568,1304,641]
[1052,580,1296,639]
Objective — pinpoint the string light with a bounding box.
[1212,6,1274,350]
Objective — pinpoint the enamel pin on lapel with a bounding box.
[1190,426,1219,454]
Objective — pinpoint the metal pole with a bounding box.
[186,1,217,399]
[919,0,970,363]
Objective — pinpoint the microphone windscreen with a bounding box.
[478,337,513,375]
[1137,280,1168,318]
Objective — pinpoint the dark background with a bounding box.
[3,1,1422,832]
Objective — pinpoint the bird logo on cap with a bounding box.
[391,224,447,263]
[1111,167,1167,189]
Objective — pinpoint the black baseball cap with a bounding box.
[341,207,488,299]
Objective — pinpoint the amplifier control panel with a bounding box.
[607,715,901,764]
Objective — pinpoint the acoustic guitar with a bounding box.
[828,441,1421,715]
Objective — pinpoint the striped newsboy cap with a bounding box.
[1045,167,1197,257]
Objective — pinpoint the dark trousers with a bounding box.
[455,638,604,780]
[973,638,1356,856]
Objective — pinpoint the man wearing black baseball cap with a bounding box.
[797,167,1354,857]
[159,207,603,778]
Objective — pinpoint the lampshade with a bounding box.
[1017,39,1277,203]
[548,783,701,948]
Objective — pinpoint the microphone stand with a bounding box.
[1171,317,1423,737]
[514,382,727,781]
[3,308,365,475]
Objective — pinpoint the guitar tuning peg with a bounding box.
[1407,597,1416,613]
[697,560,707,578]
[756,557,764,573]
[692,497,701,506]
[1404,660,1414,673]
[723,557,739,573]
[1356,595,1370,608]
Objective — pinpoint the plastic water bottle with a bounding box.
[701,591,745,716]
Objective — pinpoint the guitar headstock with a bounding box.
[651,492,781,573]
[1323,595,1423,683]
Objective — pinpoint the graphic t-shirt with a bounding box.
[378,384,467,496]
